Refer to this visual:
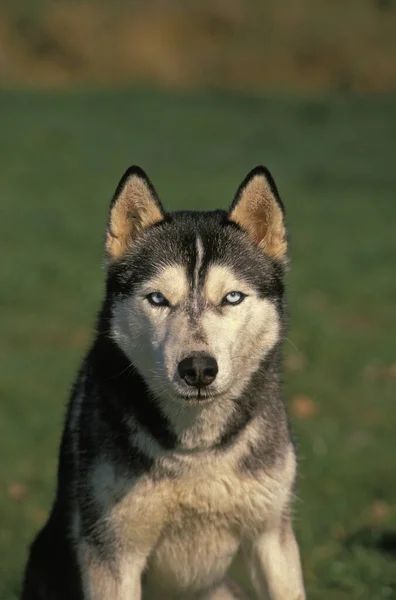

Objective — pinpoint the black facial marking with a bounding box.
[106,209,286,306]
[88,332,178,452]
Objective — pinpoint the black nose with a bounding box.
[178,353,218,388]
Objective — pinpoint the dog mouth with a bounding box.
[166,374,229,404]
[173,386,221,404]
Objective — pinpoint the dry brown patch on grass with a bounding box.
[7,482,28,501]
[291,394,318,419]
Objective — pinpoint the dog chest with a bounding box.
[91,450,291,542]
[141,469,281,597]
[146,520,239,597]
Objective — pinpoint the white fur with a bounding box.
[193,236,204,310]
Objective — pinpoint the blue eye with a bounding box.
[147,292,169,307]
[222,291,245,306]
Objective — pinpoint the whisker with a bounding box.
[284,337,302,355]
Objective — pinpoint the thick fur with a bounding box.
[21,166,305,600]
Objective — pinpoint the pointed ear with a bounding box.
[228,166,287,262]
[106,166,164,261]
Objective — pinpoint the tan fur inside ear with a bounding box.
[229,175,287,261]
[106,175,163,261]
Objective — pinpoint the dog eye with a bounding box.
[222,291,245,306]
[146,292,170,307]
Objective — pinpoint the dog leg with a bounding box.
[244,519,305,600]
[78,540,146,600]
[202,576,252,600]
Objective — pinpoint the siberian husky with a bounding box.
[22,166,305,600]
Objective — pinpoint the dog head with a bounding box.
[105,166,287,404]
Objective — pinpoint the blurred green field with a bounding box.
[0,89,395,599]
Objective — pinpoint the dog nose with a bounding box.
[178,353,218,387]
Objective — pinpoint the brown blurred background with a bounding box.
[1,0,396,92]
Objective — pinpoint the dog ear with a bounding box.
[228,166,287,262]
[106,166,164,261]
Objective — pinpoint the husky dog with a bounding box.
[21,166,305,600]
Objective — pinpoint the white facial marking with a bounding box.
[140,265,188,307]
[111,261,280,448]
[202,265,280,399]
[204,265,251,305]
[193,236,204,309]
[111,264,188,378]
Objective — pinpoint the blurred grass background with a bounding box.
[0,1,396,599]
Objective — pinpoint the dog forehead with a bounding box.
[139,222,247,282]
[116,212,280,300]
[141,265,189,303]
[204,265,253,303]
[140,262,253,309]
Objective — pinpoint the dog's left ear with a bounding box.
[106,166,164,262]
[228,166,287,262]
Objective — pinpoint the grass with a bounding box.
[0,88,395,599]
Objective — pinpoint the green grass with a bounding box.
[0,89,395,599]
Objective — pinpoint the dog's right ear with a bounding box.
[228,166,287,263]
[106,166,164,262]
